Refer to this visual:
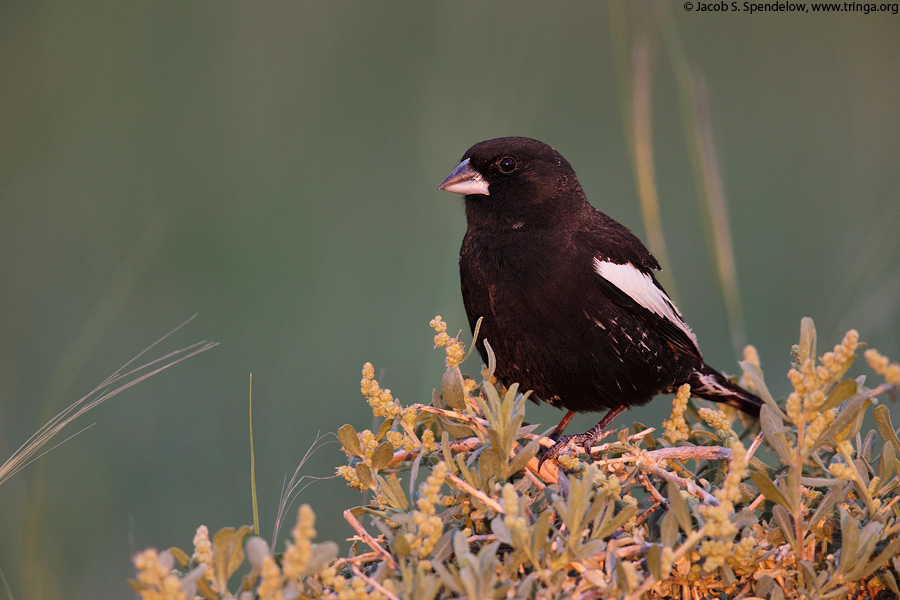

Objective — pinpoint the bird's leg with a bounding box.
[549,410,576,440]
[538,406,626,472]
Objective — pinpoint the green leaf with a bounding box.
[837,507,859,576]
[594,503,636,539]
[483,339,497,380]
[531,511,551,563]
[371,442,394,473]
[667,482,692,533]
[478,448,502,488]
[820,379,858,412]
[812,388,870,454]
[760,404,792,462]
[392,532,411,557]
[507,440,540,477]
[211,525,253,593]
[798,317,817,365]
[441,366,467,410]
[377,474,409,511]
[882,565,900,596]
[660,510,678,548]
[739,361,787,420]
[374,417,394,442]
[805,482,849,529]
[846,521,884,580]
[308,542,339,573]
[646,544,663,581]
[338,424,363,457]
[355,463,373,489]
[491,515,512,544]
[750,470,791,511]
[441,431,457,474]
[877,439,896,485]
[874,404,900,455]
[166,546,190,567]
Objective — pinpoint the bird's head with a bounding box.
[438,137,588,229]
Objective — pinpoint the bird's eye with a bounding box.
[497,156,517,174]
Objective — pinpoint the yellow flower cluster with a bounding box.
[828,461,856,480]
[698,408,734,440]
[699,539,730,571]
[729,535,758,568]
[788,330,858,401]
[663,384,692,443]
[739,345,760,392]
[501,483,527,538]
[556,453,580,470]
[283,504,316,579]
[360,363,402,419]
[133,548,186,600]
[191,525,214,588]
[336,465,364,490]
[409,461,448,558]
[593,468,623,497]
[785,330,858,452]
[257,555,285,600]
[430,316,466,368]
[700,441,748,540]
[865,348,900,386]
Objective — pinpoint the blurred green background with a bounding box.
[1,1,899,597]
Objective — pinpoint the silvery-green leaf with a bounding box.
[595,503,636,539]
[861,429,877,462]
[531,511,551,562]
[491,515,512,544]
[798,317,817,365]
[409,450,424,499]
[377,474,408,510]
[739,361,784,418]
[760,404,792,462]
[772,505,796,550]
[882,566,900,595]
[874,404,900,455]
[307,542,338,573]
[813,389,870,455]
[667,482,692,533]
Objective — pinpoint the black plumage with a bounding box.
[438,137,761,464]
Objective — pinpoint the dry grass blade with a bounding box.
[0,316,218,487]
[271,432,337,549]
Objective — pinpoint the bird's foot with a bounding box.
[537,425,617,472]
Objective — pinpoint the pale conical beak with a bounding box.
[438,158,490,196]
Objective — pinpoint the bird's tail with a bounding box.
[687,365,763,417]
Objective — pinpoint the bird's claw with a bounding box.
[537,427,617,472]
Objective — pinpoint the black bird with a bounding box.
[438,137,761,466]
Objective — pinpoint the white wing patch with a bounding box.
[592,258,699,349]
